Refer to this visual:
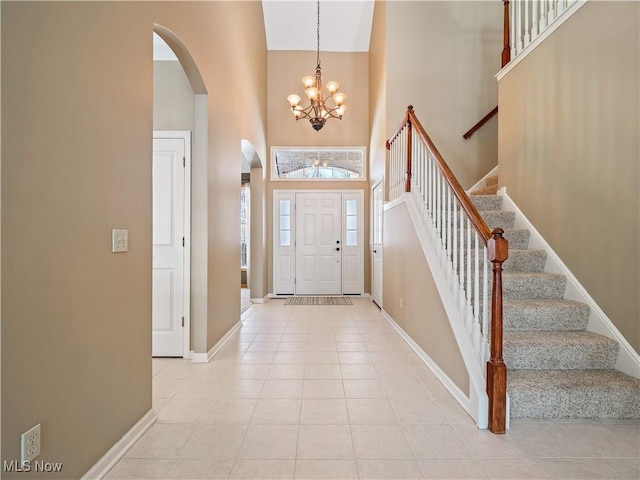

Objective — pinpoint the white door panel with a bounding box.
[273,190,364,296]
[296,192,342,295]
[152,136,186,357]
[372,181,384,306]
[273,193,296,294]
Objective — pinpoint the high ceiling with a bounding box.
[153,1,375,61]
[262,0,375,52]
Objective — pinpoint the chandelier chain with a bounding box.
[316,0,320,67]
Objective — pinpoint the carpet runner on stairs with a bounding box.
[468,192,640,419]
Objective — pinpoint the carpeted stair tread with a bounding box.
[485,175,499,187]
[464,178,637,420]
[501,229,530,250]
[503,299,590,331]
[501,272,567,299]
[455,228,530,250]
[479,210,515,229]
[504,331,619,370]
[464,249,546,276]
[470,195,503,211]
[508,369,640,418]
[503,249,547,272]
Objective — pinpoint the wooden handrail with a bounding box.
[401,106,492,243]
[463,106,499,140]
[387,106,508,433]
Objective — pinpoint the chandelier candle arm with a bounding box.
[285,0,347,131]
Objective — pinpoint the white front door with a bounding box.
[295,192,342,295]
[372,181,384,306]
[152,136,186,357]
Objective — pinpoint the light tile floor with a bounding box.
[107,298,639,479]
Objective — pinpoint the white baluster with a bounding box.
[516,0,523,53]
[465,216,473,335]
[524,0,531,46]
[482,244,490,363]
[510,0,517,60]
[473,232,482,353]
[549,0,556,23]
[452,199,458,297]
[557,0,565,16]
[540,0,548,30]
[532,0,539,39]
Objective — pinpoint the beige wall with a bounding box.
[385,1,502,188]
[266,51,371,294]
[369,1,387,187]
[383,202,469,394]
[1,1,266,477]
[153,61,194,131]
[498,1,640,352]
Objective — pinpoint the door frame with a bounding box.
[153,131,191,359]
[371,179,384,307]
[272,189,364,296]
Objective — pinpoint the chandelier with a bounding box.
[286,0,347,131]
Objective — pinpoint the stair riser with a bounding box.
[454,229,530,250]
[509,390,640,418]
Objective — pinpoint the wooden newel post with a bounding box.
[487,228,508,433]
[502,0,511,68]
[405,106,413,193]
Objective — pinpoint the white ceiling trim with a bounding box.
[262,0,374,52]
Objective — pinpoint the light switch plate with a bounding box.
[112,229,128,253]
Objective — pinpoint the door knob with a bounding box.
[335,247,340,252]
[373,249,377,253]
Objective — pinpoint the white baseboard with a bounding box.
[191,320,243,363]
[499,188,640,378]
[250,295,268,304]
[82,409,156,480]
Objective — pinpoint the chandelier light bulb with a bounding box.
[305,87,320,100]
[333,92,346,106]
[287,94,301,107]
[326,81,339,94]
[302,76,315,88]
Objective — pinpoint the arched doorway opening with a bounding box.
[152,25,208,359]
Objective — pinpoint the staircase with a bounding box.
[469,187,640,419]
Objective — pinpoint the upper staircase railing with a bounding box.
[387,106,508,433]
[506,0,583,61]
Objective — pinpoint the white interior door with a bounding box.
[295,192,342,295]
[152,136,186,356]
[372,181,384,306]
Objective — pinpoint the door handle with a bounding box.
[335,247,340,252]
[373,250,377,253]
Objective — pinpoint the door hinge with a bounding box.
[182,316,185,327]
[183,157,186,168]
[182,237,185,247]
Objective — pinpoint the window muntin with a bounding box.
[240,185,249,268]
[272,147,366,181]
[279,199,292,246]
[345,198,357,247]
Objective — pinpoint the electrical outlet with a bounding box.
[112,229,128,253]
[21,424,41,464]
